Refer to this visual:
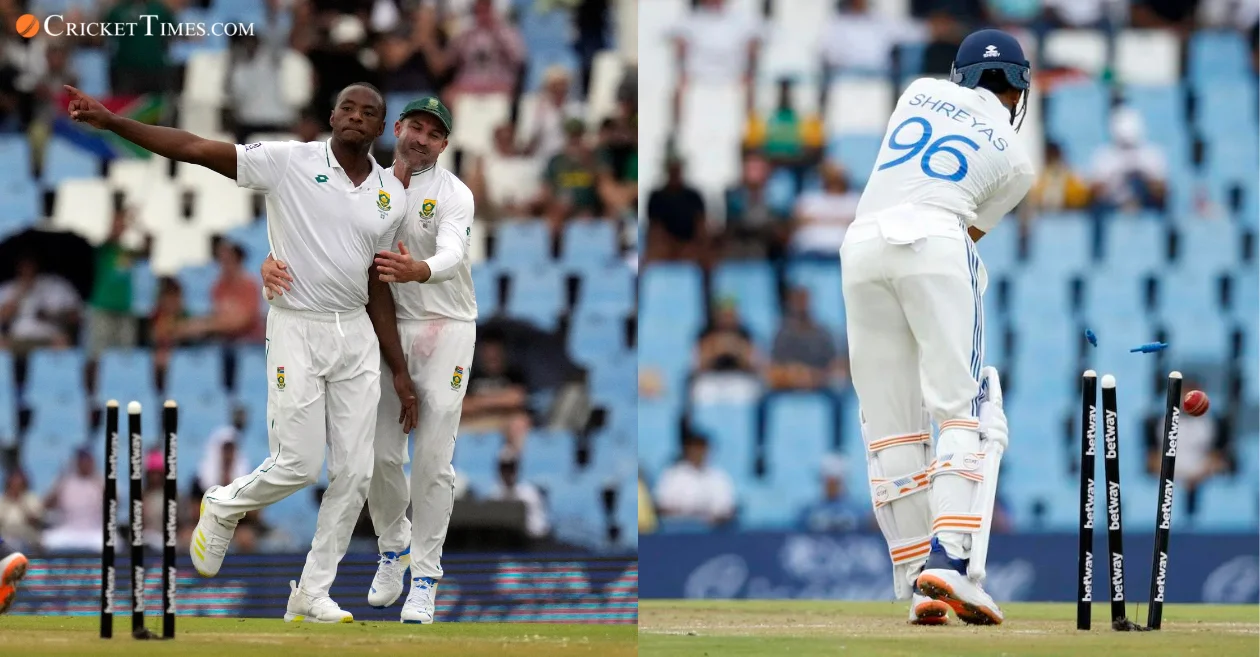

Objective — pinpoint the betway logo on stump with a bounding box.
[1104,410,1118,458]
[1165,407,1180,458]
[1081,552,1093,602]
[1153,551,1169,603]
[1083,478,1095,529]
[1107,481,1122,531]
[1159,480,1175,530]
[1111,552,1125,601]
[1085,404,1096,455]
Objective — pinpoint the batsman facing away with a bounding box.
[840,29,1035,625]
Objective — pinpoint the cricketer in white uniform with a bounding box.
[264,96,476,624]
[839,29,1034,626]
[65,82,421,623]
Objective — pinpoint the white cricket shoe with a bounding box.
[284,580,354,623]
[400,576,438,624]
[191,486,237,577]
[909,590,950,625]
[916,568,1004,625]
[368,547,411,608]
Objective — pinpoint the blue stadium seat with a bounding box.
[0,135,29,178]
[560,220,618,272]
[587,349,635,406]
[784,260,844,335]
[1232,268,1258,321]
[764,393,835,484]
[25,394,89,461]
[225,219,270,272]
[179,390,231,445]
[1194,82,1256,139]
[505,265,564,330]
[690,401,756,480]
[1189,31,1250,85]
[545,469,604,548]
[0,176,40,231]
[130,260,158,316]
[471,266,500,319]
[1194,477,1254,531]
[1046,82,1109,168]
[1080,269,1147,326]
[42,137,98,187]
[24,348,85,403]
[0,351,14,444]
[1102,213,1166,274]
[741,480,795,529]
[568,310,625,367]
[638,319,692,403]
[588,430,637,483]
[176,264,219,317]
[97,348,156,403]
[521,429,575,481]
[494,221,551,270]
[1123,85,1186,133]
[1156,268,1226,321]
[1162,319,1231,371]
[828,135,883,186]
[454,431,505,495]
[168,8,228,64]
[1204,134,1259,189]
[1009,318,1077,395]
[576,266,634,318]
[265,489,319,548]
[614,479,637,549]
[1176,217,1241,271]
[21,424,78,494]
[976,217,1019,277]
[711,261,779,347]
[167,347,225,400]
[638,396,681,475]
[1008,270,1073,324]
[1027,212,1092,274]
[640,263,705,341]
[71,48,110,97]
[233,344,266,396]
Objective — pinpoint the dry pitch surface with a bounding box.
[0,616,637,656]
[639,600,1259,656]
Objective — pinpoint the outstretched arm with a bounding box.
[66,85,237,179]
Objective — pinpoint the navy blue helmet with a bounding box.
[949,29,1031,91]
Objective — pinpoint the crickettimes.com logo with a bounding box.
[16,13,254,38]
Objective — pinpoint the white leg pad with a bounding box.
[865,424,934,600]
[929,424,985,559]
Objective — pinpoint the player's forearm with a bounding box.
[366,273,408,375]
[102,114,236,179]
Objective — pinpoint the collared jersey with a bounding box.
[850,77,1035,240]
[390,164,477,322]
[237,139,407,313]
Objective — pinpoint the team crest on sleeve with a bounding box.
[420,199,437,219]
[377,190,392,212]
[450,365,464,391]
[276,366,286,391]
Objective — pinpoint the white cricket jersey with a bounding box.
[848,77,1035,244]
[237,139,407,313]
[390,163,478,322]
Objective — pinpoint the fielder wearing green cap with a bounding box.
[258,90,477,625]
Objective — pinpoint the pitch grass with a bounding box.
[639,600,1260,657]
[0,616,637,656]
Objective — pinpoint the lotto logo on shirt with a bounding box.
[450,366,464,391]
[276,367,286,391]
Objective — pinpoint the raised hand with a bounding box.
[65,85,115,130]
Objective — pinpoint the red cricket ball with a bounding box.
[1183,390,1210,417]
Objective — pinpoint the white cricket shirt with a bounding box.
[847,77,1035,245]
[390,163,478,322]
[237,140,407,313]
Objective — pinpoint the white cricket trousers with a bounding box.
[841,229,986,561]
[205,305,381,597]
[368,318,476,580]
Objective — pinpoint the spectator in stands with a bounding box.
[768,287,846,391]
[86,211,144,365]
[1024,142,1091,220]
[525,66,585,163]
[644,154,708,265]
[744,78,824,195]
[41,447,103,552]
[799,454,869,533]
[177,241,265,345]
[306,16,378,120]
[376,4,447,94]
[921,12,966,76]
[653,430,736,526]
[638,473,657,534]
[229,35,297,144]
[21,40,79,146]
[0,469,42,552]
[596,115,638,219]
[103,0,176,95]
[1144,378,1230,509]
[1089,107,1167,213]
[0,256,82,354]
[821,0,926,76]
[445,0,526,98]
[789,161,859,258]
[1132,0,1201,35]
[487,448,551,540]
[670,0,762,119]
[192,412,261,552]
[1036,0,1118,31]
[539,118,604,232]
[462,332,531,448]
[469,122,538,220]
[148,277,189,373]
[691,298,761,405]
[723,152,786,260]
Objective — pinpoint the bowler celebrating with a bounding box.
[66,82,419,623]
[264,96,476,624]
[839,29,1034,625]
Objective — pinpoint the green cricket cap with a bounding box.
[399,96,453,134]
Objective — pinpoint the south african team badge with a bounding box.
[450,365,464,391]
[420,199,437,219]
[377,189,392,212]
[276,366,286,391]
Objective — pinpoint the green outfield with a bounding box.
[639,600,1259,657]
[0,616,637,656]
